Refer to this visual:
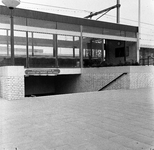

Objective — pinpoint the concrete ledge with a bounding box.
[0,66,24,77]
[59,68,81,75]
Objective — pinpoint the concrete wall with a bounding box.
[0,66,24,100]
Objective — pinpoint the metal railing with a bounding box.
[140,56,154,66]
[98,73,127,91]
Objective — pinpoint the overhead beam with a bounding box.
[84,4,121,19]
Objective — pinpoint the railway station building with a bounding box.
[1,5,153,100]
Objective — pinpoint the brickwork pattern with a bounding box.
[75,72,154,92]
[130,73,154,89]
[73,73,129,92]
[105,73,130,90]
[0,76,24,100]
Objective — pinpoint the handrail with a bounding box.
[98,73,127,91]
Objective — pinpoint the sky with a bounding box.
[0,0,154,46]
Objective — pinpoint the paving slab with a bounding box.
[1,88,154,150]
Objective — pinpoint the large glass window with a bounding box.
[0,29,10,66]
[13,31,27,56]
[57,35,80,68]
[83,37,103,67]
[28,32,55,68]
[13,31,27,67]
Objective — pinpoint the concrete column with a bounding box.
[80,25,83,68]
[0,66,25,100]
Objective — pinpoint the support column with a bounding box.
[80,25,83,68]
[101,39,105,62]
[117,0,120,23]
[137,0,141,63]
[53,34,58,67]
[10,8,15,65]
[26,31,29,68]
[32,32,34,56]
[6,30,9,56]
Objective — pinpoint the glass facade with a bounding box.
[28,32,55,68]
[83,37,104,67]
[0,29,11,66]
[57,35,80,68]
[0,12,137,68]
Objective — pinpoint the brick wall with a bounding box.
[56,67,154,94]
[76,73,129,92]
[0,66,25,100]
[130,73,154,89]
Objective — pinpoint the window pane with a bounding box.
[83,37,103,67]
[28,32,55,68]
[32,33,53,56]
[13,31,27,67]
[57,35,80,68]
[0,29,11,66]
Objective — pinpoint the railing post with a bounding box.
[148,56,150,66]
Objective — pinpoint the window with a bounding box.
[28,32,55,68]
[57,35,80,68]
[115,47,129,57]
[58,35,80,57]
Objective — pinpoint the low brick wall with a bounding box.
[56,66,154,94]
[0,66,25,100]
[1,66,154,99]
[129,67,154,89]
[79,67,130,92]
[76,73,129,92]
[67,66,154,93]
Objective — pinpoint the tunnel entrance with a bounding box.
[25,74,80,97]
[25,76,56,97]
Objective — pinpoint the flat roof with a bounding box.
[0,5,138,32]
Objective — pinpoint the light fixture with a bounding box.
[2,0,20,8]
